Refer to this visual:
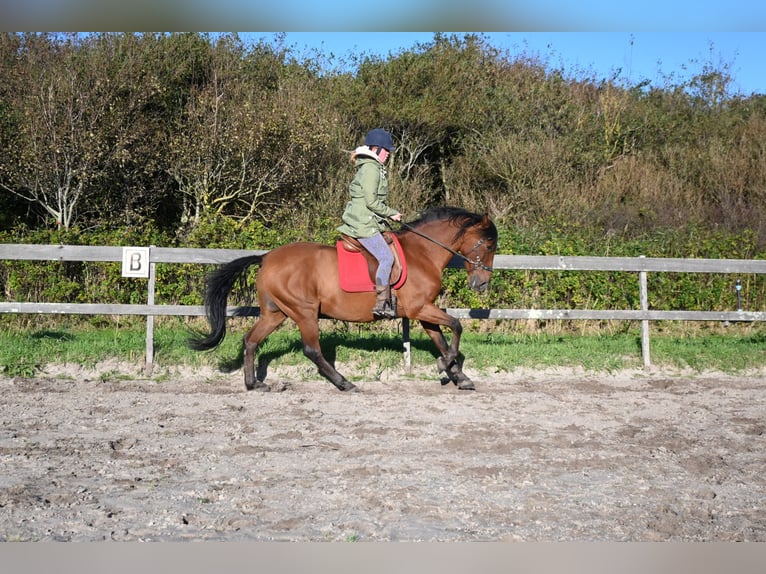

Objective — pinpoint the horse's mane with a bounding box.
[402,206,497,241]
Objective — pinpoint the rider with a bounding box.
[337,128,403,318]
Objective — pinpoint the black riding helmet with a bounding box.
[364,128,396,152]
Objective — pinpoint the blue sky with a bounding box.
[4,0,765,32]
[245,32,766,96]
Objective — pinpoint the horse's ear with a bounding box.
[481,213,491,227]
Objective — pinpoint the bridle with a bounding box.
[395,219,494,272]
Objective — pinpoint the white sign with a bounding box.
[122,247,150,278]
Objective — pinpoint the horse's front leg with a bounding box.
[418,308,474,390]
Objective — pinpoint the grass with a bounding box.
[0,316,764,377]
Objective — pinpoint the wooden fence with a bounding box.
[1,244,765,373]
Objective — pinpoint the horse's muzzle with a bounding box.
[468,272,491,292]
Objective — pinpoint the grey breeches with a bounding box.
[358,233,394,285]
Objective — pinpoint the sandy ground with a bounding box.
[0,361,764,542]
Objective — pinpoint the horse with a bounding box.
[189,206,498,392]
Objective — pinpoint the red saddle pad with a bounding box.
[336,235,407,292]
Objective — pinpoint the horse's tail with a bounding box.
[188,254,263,351]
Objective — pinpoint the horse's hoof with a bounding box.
[457,380,475,391]
[336,378,360,392]
[246,382,270,392]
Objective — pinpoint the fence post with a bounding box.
[144,245,156,375]
[402,317,411,374]
[639,256,651,368]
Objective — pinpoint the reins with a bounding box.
[387,217,494,272]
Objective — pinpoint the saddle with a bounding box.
[336,231,407,292]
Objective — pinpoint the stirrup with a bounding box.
[372,293,396,318]
[373,302,396,319]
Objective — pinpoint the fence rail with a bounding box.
[2,244,765,372]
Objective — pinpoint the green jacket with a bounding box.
[337,152,399,238]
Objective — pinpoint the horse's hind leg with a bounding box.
[297,320,358,392]
[243,309,286,391]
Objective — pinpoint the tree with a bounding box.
[167,34,343,228]
[166,34,283,226]
[0,34,114,230]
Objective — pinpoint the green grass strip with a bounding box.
[1,320,764,378]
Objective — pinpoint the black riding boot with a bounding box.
[372,283,395,318]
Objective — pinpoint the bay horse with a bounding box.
[189,206,498,392]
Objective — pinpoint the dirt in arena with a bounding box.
[1,360,764,541]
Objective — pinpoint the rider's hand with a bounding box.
[390,213,402,222]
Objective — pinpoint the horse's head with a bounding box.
[459,213,497,292]
[402,207,498,292]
